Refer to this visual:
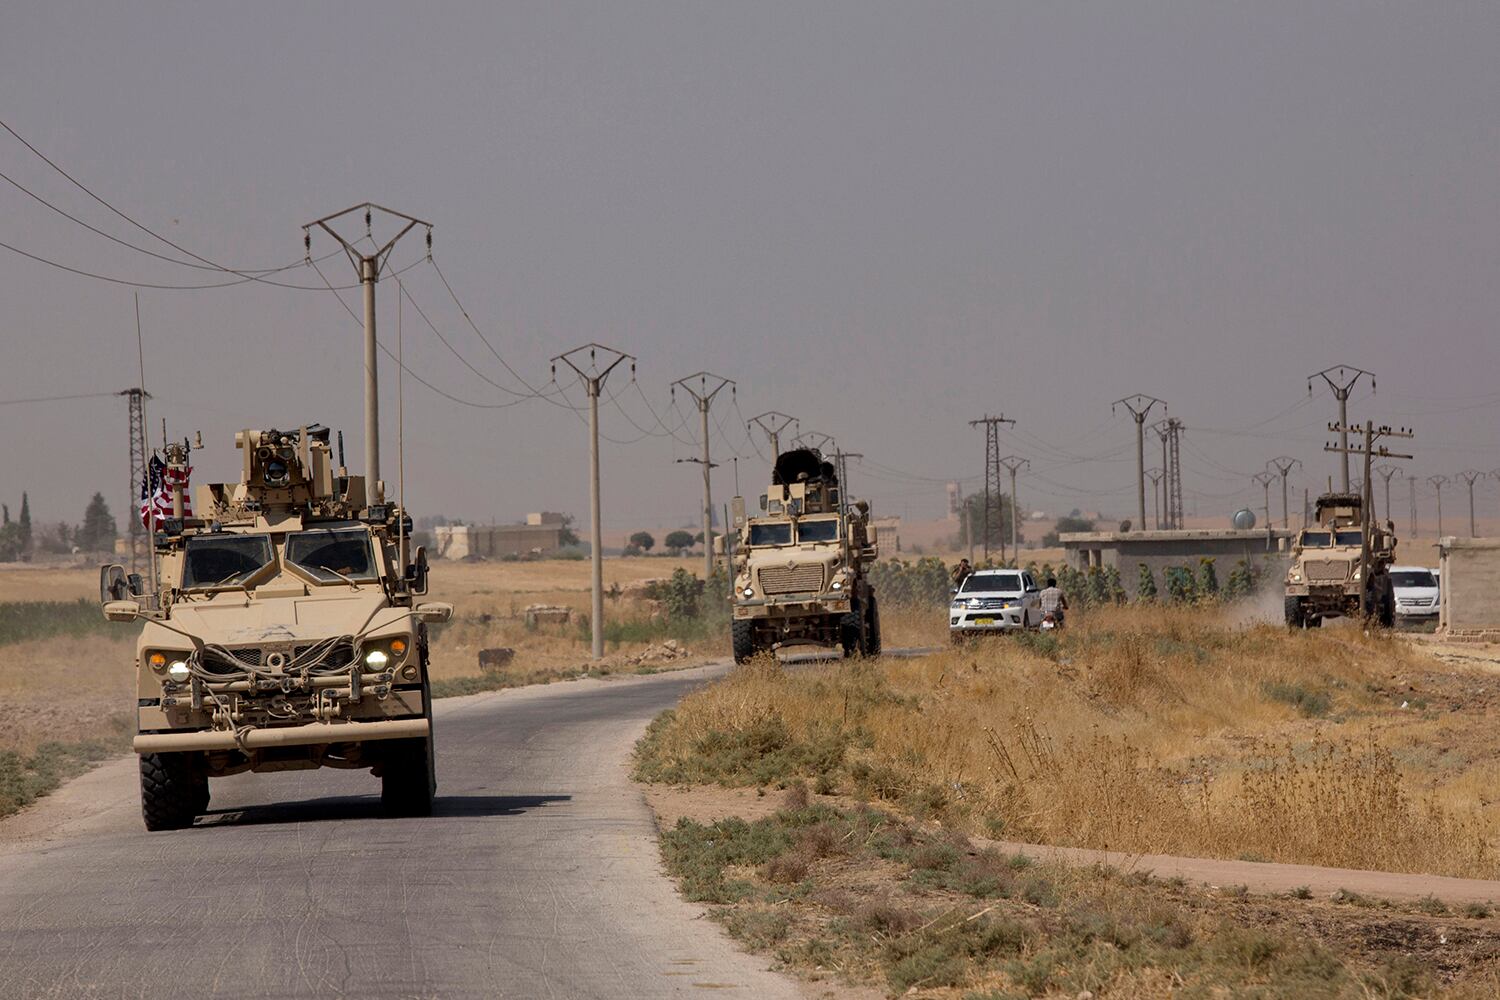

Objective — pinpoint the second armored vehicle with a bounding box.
[100,425,451,830]
[1283,492,1396,628]
[729,448,880,662]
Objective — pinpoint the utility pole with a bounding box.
[552,344,635,660]
[1428,476,1448,537]
[968,415,1016,563]
[1374,464,1402,526]
[1151,420,1171,528]
[746,411,797,459]
[998,456,1029,562]
[304,203,432,491]
[1252,471,1275,529]
[1407,475,1418,538]
[1113,396,1164,532]
[1326,420,1413,614]
[1459,470,1484,538]
[1268,456,1301,530]
[1145,468,1164,529]
[672,372,735,581]
[1308,365,1375,493]
[793,430,837,455]
[120,387,151,574]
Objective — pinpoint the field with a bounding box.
[634,601,1500,995]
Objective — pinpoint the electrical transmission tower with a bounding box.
[998,456,1029,562]
[551,343,635,660]
[1374,464,1402,525]
[1427,475,1448,537]
[1459,470,1485,538]
[969,415,1015,563]
[1325,420,1413,614]
[120,387,151,573]
[1149,414,1183,529]
[672,372,735,581]
[1407,475,1418,538]
[303,203,432,490]
[1308,365,1375,492]
[746,411,796,458]
[1268,456,1301,529]
[1145,468,1164,529]
[1113,396,1164,532]
[1252,471,1276,528]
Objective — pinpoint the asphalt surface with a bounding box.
[0,663,809,1000]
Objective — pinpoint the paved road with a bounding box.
[0,664,809,1000]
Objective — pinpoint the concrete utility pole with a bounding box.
[1308,365,1375,493]
[1374,464,1402,526]
[998,456,1029,562]
[1428,476,1448,537]
[304,203,432,490]
[1268,456,1301,530]
[1252,471,1276,529]
[1113,396,1164,532]
[1407,475,1418,538]
[1459,470,1484,538]
[552,344,635,660]
[672,372,735,581]
[1145,468,1164,529]
[968,415,1016,563]
[746,411,797,459]
[1326,420,1413,614]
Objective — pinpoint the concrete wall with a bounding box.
[1439,537,1500,635]
[434,523,565,560]
[1060,529,1292,598]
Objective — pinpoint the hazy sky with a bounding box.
[3,2,1497,534]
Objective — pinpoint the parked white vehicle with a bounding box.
[949,569,1041,638]
[1388,565,1440,622]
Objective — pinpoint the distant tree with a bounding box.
[960,494,1022,554]
[629,531,655,553]
[1198,557,1220,598]
[37,521,73,555]
[664,530,695,555]
[1042,515,1096,547]
[0,523,20,562]
[557,514,580,548]
[1137,563,1159,603]
[18,492,31,558]
[78,493,117,553]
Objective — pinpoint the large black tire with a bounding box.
[864,596,882,658]
[192,771,211,815]
[140,752,198,831]
[1283,595,1303,628]
[840,610,862,658]
[731,619,756,664]
[381,738,435,817]
[1375,578,1396,629]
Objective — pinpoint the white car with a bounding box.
[1388,565,1439,622]
[949,569,1042,638]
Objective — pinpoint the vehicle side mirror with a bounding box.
[103,600,141,622]
[414,601,452,624]
[404,546,430,595]
[99,564,129,604]
[759,494,768,512]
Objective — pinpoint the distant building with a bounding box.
[434,513,567,559]
[1060,529,1292,598]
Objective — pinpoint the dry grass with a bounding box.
[638,604,1500,878]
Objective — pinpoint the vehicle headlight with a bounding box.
[364,649,389,668]
[1290,571,1302,583]
[950,602,964,611]
[1352,568,1361,581]
[743,587,755,598]
[831,580,843,591]
[166,661,190,683]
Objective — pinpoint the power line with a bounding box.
[0,390,119,406]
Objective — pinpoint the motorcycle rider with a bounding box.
[1039,577,1068,626]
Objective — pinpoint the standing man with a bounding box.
[951,558,972,589]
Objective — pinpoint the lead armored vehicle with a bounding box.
[729,448,880,662]
[1283,492,1395,628]
[100,426,450,830]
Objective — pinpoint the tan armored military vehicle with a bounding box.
[729,448,880,662]
[1283,491,1395,628]
[100,425,451,830]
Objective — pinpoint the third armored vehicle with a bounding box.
[729,448,880,661]
[1283,492,1395,628]
[100,425,450,830]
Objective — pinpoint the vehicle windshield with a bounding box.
[1334,530,1363,546]
[182,534,275,589]
[961,572,1023,594]
[797,519,840,543]
[285,528,379,583]
[1390,570,1437,588]
[1300,531,1332,547]
[749,522,792,546]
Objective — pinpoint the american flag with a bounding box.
[140,453,192,529]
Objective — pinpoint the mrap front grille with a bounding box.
[1302,560,1349,583]
[759,564,825,595]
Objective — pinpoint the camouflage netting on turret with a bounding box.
[773,448,838,487]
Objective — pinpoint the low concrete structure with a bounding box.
[1060,529,1292,598]
[434,518,566,560]
[1438,537,1500,639]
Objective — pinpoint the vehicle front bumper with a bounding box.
[133,716,429,753]
[733,592,852,619]
[950,607,1029,632]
